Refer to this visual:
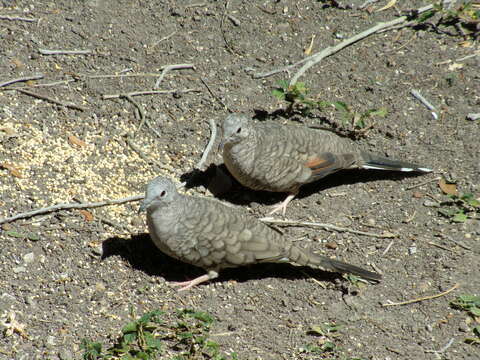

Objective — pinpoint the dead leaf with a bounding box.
[413,191,423,199]
[68,135,87,148]
[439,178,458,196]
[458,40,473,48]
[0,127,16,136]
[0,162,23,178]
[79,210,94,221]
[11,58,24,70]
[304,34,315,56]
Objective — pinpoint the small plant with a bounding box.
[81,309,237,360]
[438,193,480,223]
[272,80,387,131]
[451,295,480,317]
[450,295,480,345]
[413,1,480,39]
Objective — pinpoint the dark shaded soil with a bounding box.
[0,1,479,359]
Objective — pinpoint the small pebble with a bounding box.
[23,252,35,264]
[46,335,56,347]
[423,200,439,207]
[325,241,338,250]
[13,266,26,273]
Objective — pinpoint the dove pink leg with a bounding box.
[268,194,296,216]
[170,270,219,291]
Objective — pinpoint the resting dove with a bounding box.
[221,114,432,215]
[139,176,381,291]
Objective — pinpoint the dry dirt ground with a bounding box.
[0,0,479,359]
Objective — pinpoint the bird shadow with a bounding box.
[180,164,426,207]
[101,234,341,288]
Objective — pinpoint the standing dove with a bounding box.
[139,176,381,291]
[221,113,432,215]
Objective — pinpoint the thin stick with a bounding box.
[382,283,459,307]
[382,240,394,256]
[0,15,37,22]
[0,74,44,88]
[298,269,326,289]
[425,338,455,354]
[84,73,162,79]
[442,237,472,251]
[428,242,453,252]
[199,77,228,110]
[410,89,438,120]
[38,49,92,55]
[405,176,441,190]
[0,195,144,225]
[259,218,396,238]
[195,119,217,171]
[150,31,177,48]
[122,94,146,128]
[154,63,195,88]
[102,89,200,99]
[16,88,86,111]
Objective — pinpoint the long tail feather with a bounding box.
[361,152,432,173]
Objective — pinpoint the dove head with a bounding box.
[139,177,178,212]
[220,113,252,149]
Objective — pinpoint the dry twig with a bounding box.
[410,89,438,120]
[259,217,396,238]
[16,88,86,111]
[0,74,44,88]
[382,283,459,307]
[195,118,217,171]
[0,15,37,22]
[102,89,200,99]
[154,63,195,88]
[0,195,144,225]
[38,49,92,55]
[405,176,441,190]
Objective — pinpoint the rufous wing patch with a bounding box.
[304,153,339,179]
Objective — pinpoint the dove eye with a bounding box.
[236,127,241,134]
[160,191,166,197]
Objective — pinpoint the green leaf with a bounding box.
[366,108,388,117]
[145,333,162,351]
[5,230,25,238]
[192,311,214,324]
[473,326,480,337]
[139,309,163,324]
[277,79,289,89]
[452,211,468,223]
[321,341,336,352]
[470,307,480,316]
[272,88,286,100]
[332,101,349,112]
[122,321,138,334]
[26,232,40,241]
[135,351,149,360]
[122,332,137,344]
[416,9,436,23]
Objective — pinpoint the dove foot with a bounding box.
[170,270,219,291]
[268,194,296,216]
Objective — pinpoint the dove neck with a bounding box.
[224,133,257,169]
